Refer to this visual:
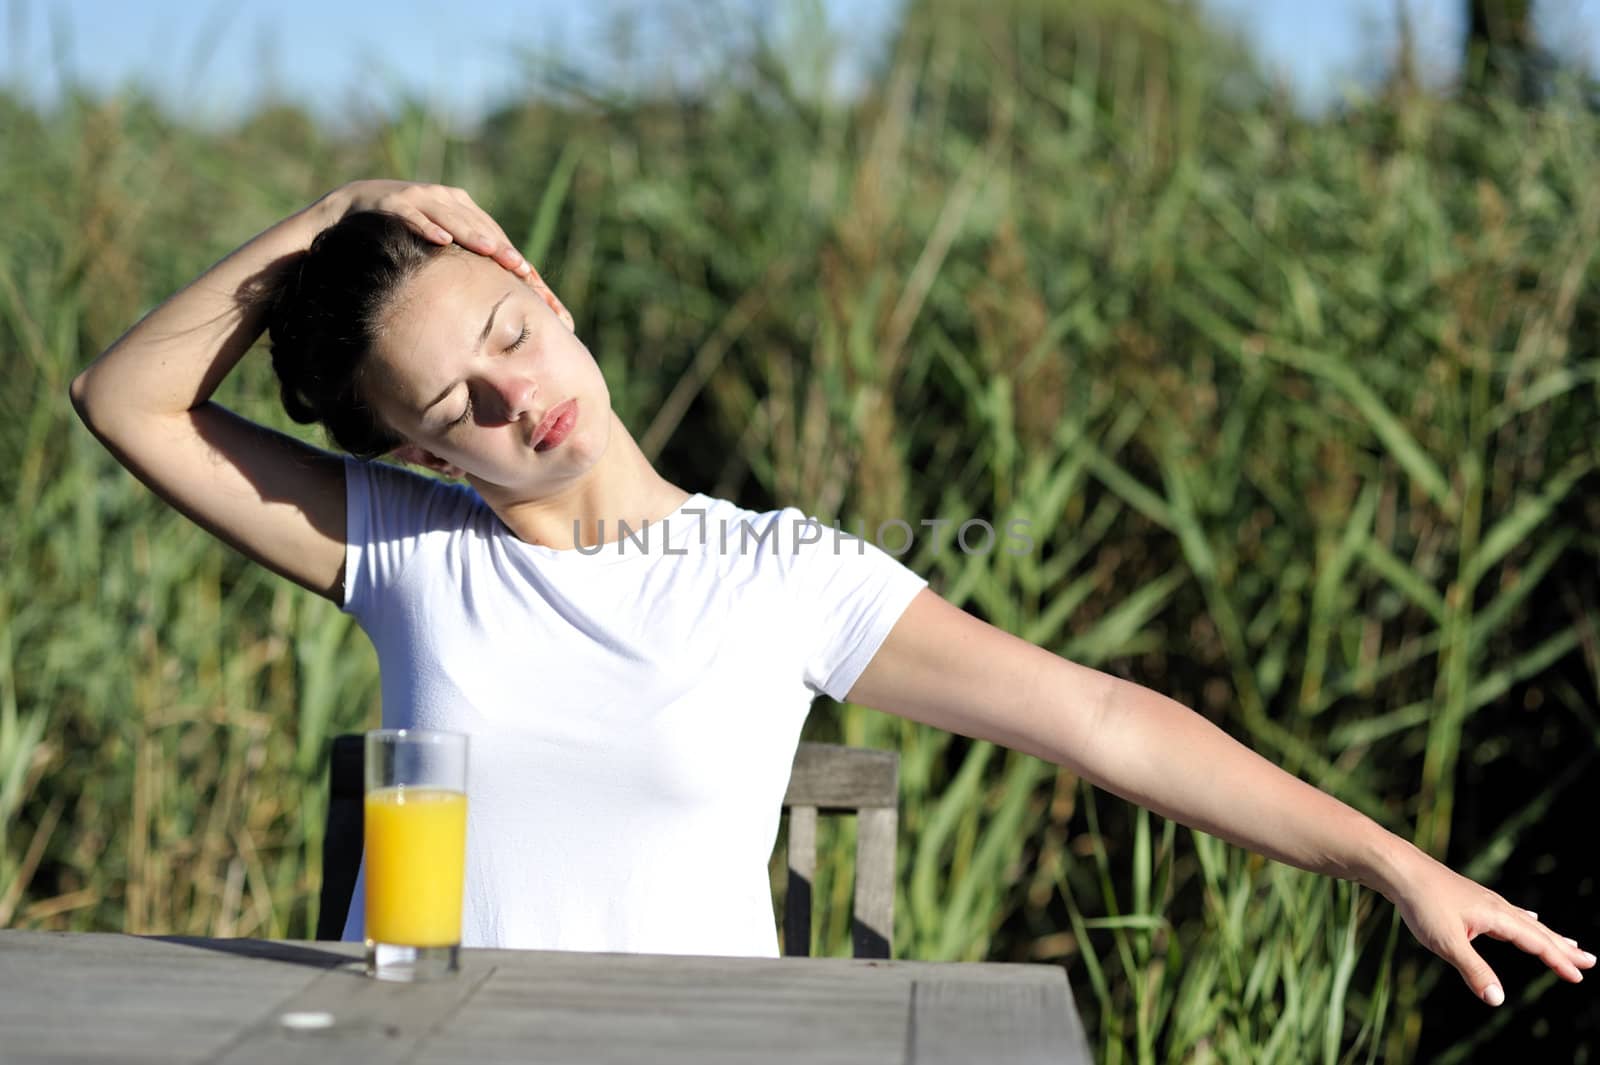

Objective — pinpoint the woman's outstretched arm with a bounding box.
[846,587,1595,1008]
[68,181,528,601]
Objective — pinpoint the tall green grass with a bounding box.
[2,1,1597,1061]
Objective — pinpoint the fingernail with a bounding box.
[1483,984,1504,1007]
[1582,951,1597,965]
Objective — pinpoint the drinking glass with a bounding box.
[363,728,469,981]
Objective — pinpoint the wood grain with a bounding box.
[783,742,898,810]
[0,931,1096,1064]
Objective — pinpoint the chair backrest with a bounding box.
[316,736,898,959]
[780,741,897,959]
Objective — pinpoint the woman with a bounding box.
[69,179,1591,1005]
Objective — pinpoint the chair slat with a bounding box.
[851,805,896,959]
[783,804,817,957]
[784,742,897,810]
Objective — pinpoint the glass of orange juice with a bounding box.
[363,728,468,982]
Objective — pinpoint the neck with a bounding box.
[474,411,691,551]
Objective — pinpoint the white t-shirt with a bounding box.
[336,457,928,957]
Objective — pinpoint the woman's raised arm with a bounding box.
[68,181,529,602]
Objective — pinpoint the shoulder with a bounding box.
[343,457,491,540]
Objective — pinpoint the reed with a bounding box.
[2,1,1595,1060]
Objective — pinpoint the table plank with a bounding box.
[911,976,1091,1065]
[213,956,495,1065]
[0,933,328,1065]
[422,953,912,1064]
[0,933,1096,1065]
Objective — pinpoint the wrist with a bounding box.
[1358,824,1433,901]
[305,185,350,231]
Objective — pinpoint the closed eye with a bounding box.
[448,323,531,429]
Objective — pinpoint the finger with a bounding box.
[1557,934,1594,965]
[488,240,528,272]
[1454,944,1504,1006]
[1531,919,1594,966]
[1520,914,1594,972]
[401,209,453,245]
[416,197,529,275]
[471,217,525,271]
[434,209,497,254]
[482,240,528,275]
[1481,909,1586,982]
[430,193,508,249]
[1521,909,1591,960]
[435,207,523,268]
[442,195,522,265]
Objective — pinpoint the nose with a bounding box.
[497,376,537,423]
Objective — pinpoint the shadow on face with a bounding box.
[359,247,609,488]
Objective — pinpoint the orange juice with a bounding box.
[364,786,467,946]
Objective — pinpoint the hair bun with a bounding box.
[262,253,322,426]
[256,211,443,457]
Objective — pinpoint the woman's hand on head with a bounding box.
[322,180,533,278]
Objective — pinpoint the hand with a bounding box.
[1387,848,1593,1006]
[320,180,533,279]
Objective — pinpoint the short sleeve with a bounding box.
[340,456,477,623]
[786,510,930,701]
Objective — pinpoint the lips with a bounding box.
[531,398,578,451]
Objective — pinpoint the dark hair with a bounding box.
[261,210,447,459]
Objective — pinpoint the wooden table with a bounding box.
[0,931,1095,1063]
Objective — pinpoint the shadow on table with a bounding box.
[148,936,357,971]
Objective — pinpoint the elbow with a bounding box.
[69,367,119,437]
[68,369,93,421]
[68,368,106,432]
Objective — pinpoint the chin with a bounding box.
[557,402,608,458]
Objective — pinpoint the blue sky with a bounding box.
[3,0,1598,125]
[1207,0,1600,104]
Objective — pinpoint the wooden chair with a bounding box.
[779,741,897,959]
[316,736,899,959]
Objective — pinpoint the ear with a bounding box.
[389,443,466,481]
[522,265,576,334]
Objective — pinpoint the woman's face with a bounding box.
[363,248,610,499]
